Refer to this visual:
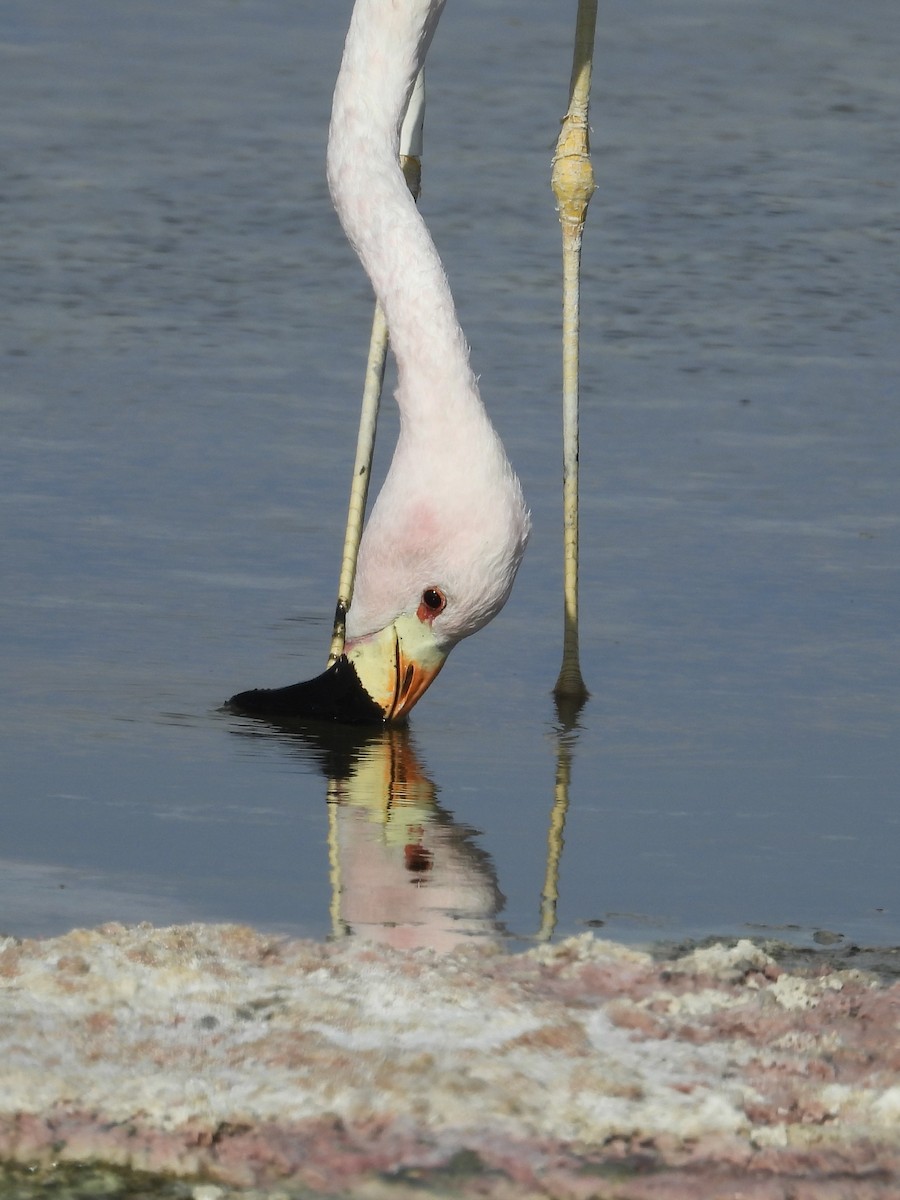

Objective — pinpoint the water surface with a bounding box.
[2,0,898,951]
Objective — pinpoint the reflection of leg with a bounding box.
[327,781,351,939]
[538,735,574,942]
[328,74,426,667]
[552,0,597,705]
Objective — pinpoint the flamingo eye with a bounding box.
[420,587,446,616]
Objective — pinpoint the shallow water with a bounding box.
[2,0,898,952]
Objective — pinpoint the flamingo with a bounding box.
[229,0,530,724]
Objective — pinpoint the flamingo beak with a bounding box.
[346,611,447,722]
[226,612,446,725]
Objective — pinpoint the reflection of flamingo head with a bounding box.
[335,730,504,951]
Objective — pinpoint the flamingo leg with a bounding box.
[552,0,597,705]
[327,73,426,667]
[327,301,389,667]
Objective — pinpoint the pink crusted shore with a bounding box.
[1,923,898,1198]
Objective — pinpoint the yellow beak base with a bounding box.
[345,613,447,723]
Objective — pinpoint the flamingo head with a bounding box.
[343,416,530,721]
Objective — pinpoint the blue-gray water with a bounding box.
[2,0,898,950]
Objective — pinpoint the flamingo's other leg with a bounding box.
[552,0,597,706]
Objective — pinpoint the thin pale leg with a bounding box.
[327,303,390,666]
[551,0,597,704]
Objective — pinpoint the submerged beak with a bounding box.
[345,611,447,722]
[226,612,446,726]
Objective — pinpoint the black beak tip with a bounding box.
[225,656,386,726]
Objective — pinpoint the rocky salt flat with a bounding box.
[0,924,898,1198]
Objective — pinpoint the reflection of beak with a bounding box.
[341,726,437,824]
[346,612,447,723]
[226,612,446,726]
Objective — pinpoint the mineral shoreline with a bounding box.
[1,924,898,1198]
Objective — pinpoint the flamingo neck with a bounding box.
[326,0,477,421]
